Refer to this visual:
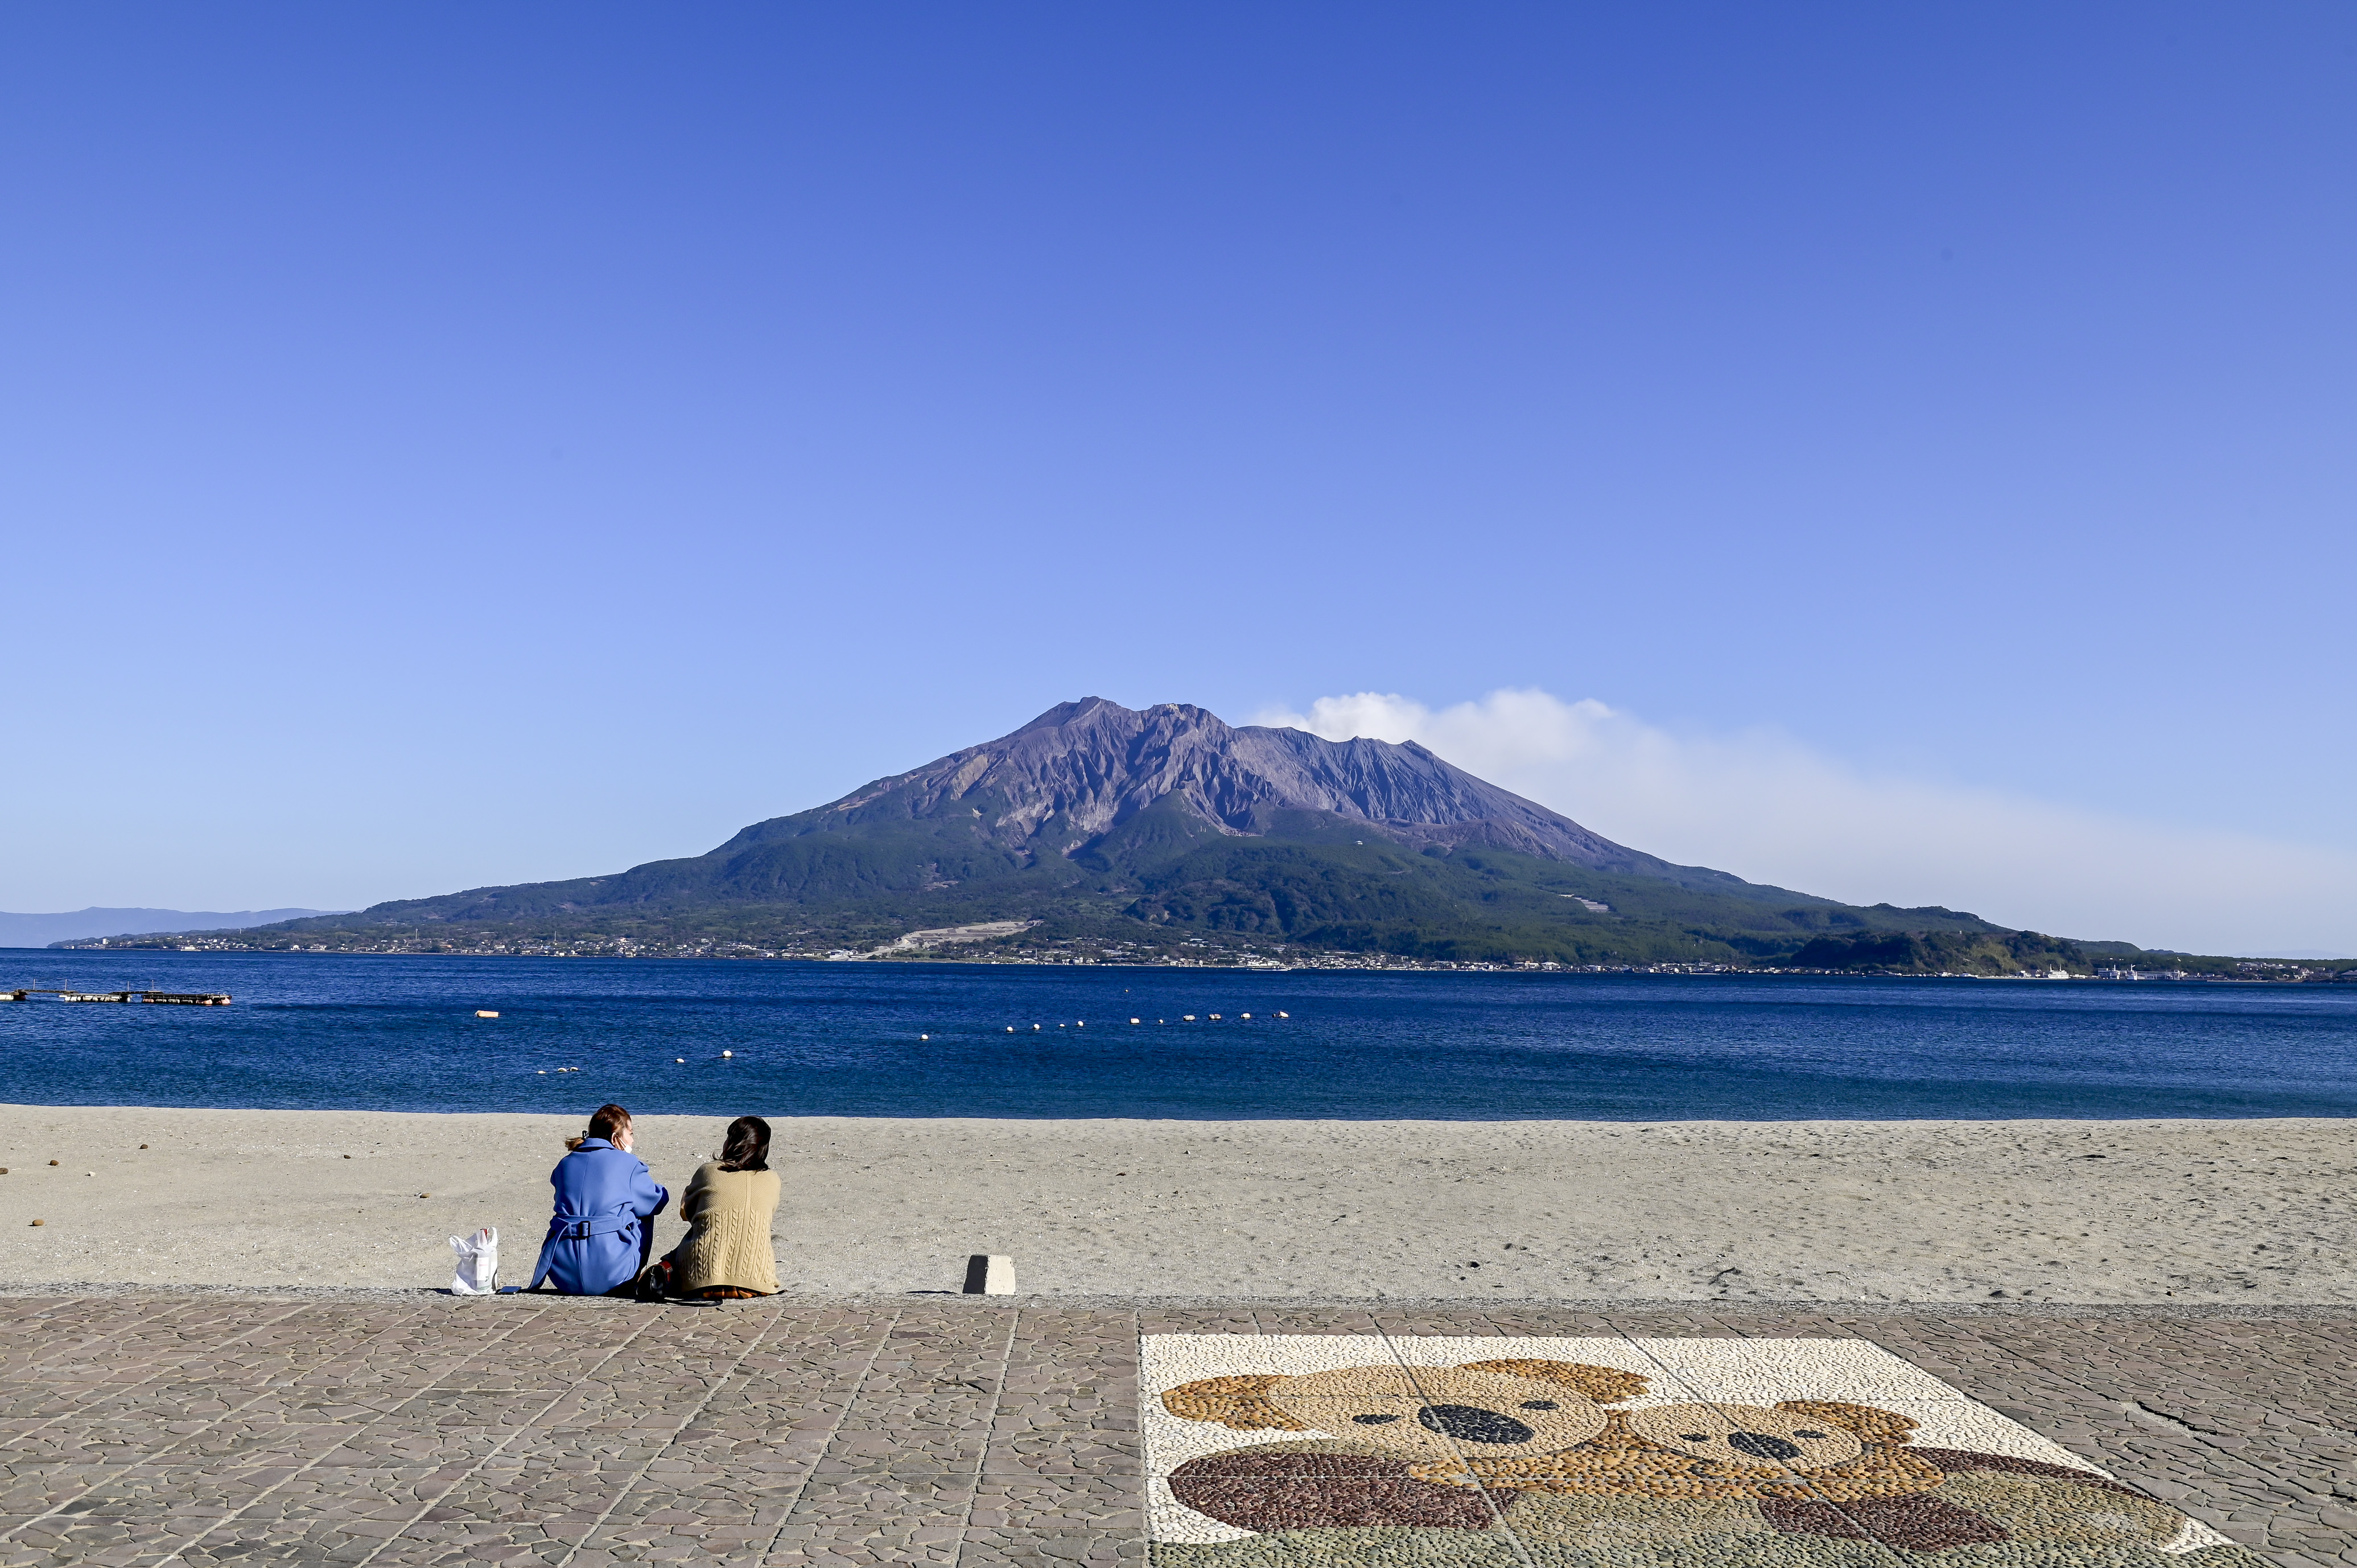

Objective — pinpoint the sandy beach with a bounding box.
[0,1106,2348,1302]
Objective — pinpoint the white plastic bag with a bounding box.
[448,1227,499,1294]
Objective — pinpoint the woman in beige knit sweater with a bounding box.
[655,1115,781,1299]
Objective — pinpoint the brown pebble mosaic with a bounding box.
[1143,1333,2265,1565]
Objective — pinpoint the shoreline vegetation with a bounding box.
[56,923,2354,983]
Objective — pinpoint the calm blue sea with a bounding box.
[2,950,2353,1120]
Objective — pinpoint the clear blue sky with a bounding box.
[4,5,2351,944]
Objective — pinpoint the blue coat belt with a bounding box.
[529,1138,670,1294]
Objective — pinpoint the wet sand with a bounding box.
[0,1106,2348,1302]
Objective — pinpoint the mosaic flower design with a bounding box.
[1142,1335,2262,1567]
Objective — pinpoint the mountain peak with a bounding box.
[730,696,1655,870]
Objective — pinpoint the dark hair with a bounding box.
[716,1115,771,1173]
[566,1103,634,1152]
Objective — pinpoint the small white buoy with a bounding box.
[1006,1026,1015,1033]
[1032,1024,1041,1030]
[1183,1015,1196,1022]
[1210,1013,1222,1021]
[1241,1013,1251,1019]
[475,1010,500,1019]
[675,1058,685,1063]
[920,1033,929,1041]
[1076,1020,1084,1028]
[721,1050,733,1058]
[1130,1017,1140,1024]
[1278,1011,1289,1018]
[537,1070,546,1075]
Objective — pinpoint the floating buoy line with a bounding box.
[504,1008,1301,1072]
[980,1009,1291,1036]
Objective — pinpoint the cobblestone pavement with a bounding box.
[0,1295,2346,1568]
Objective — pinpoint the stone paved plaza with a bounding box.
[0,1294,2348,1568]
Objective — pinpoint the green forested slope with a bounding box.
[98,806,2006,966]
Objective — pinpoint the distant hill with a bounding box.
[71,698,2097,969]
[3,907,343,948]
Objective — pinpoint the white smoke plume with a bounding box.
[1250,689,2355,958]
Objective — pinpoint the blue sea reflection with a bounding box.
[2,951,2352,1119]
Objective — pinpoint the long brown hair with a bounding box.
[716,1115,771,1173]
[566,1103,633,1152]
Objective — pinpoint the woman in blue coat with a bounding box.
[529,1103,670,1295]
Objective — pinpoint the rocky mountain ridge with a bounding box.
[724,697,1666,872]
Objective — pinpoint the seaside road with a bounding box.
[0,1295,2343,1568]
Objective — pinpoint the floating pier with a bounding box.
[4,989,232,1005]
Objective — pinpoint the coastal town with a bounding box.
[67,925,2356,981]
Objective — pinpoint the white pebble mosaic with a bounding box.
[1141,1332,2239,1558]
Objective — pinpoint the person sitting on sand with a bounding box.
[642,1115,781,1301]
[529,1103,670,1295]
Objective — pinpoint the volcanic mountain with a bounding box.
[727,696,1667,873]
[109,698,2049,967]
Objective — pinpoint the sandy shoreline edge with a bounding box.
[1,1105,2348,1303]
